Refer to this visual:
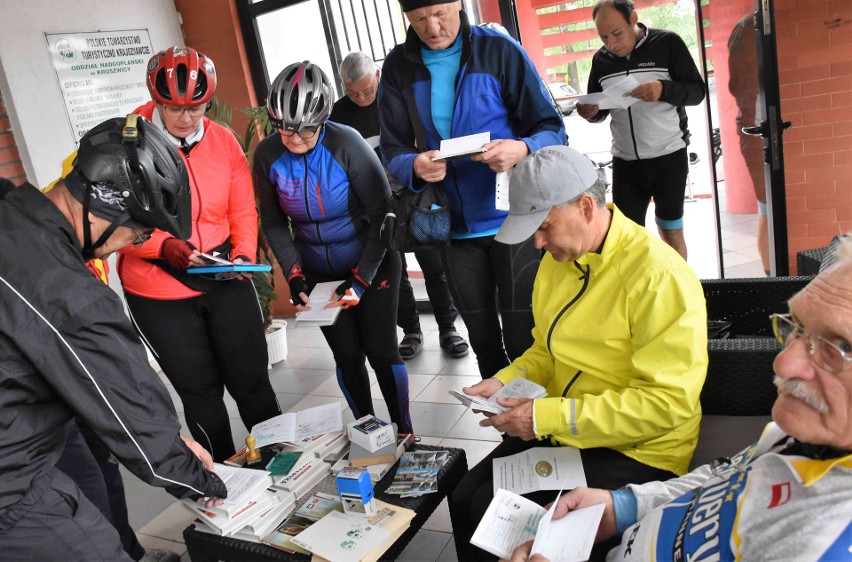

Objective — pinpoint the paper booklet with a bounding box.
[493,446,586,495]
[471,489,604,561]
[432,131,490,161]
[262,492,343,554]
[288,499,415,562]
[449,377,548,414]
[576,75,641,110]
[185,464,275,537]
[250,402,343,449]
[295,281,357,326]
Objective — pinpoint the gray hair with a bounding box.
[339,51,378,83]
[554,178,608,209]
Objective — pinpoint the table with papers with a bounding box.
[183,444,468,562]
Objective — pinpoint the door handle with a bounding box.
[743,120,792,137]
[742,122,768,137]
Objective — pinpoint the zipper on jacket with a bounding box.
[561,370,583,397]
[623,68,641,160]
[546,261,590,354]
[182,148,204,250]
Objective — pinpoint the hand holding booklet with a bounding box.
[471,489,605,561]
[449,377,547,414]
[431,132,490,161]
[295,281,358,326]
[576,75,641,110]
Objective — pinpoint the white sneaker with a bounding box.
[138,549,180,562]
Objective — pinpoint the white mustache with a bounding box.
[774,376,829,414]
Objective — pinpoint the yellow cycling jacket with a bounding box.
[495,206,708,475]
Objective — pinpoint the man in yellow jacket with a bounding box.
[448,146,708,560]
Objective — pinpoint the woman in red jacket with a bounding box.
[118,46,280,462]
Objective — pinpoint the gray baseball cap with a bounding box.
[495,146,598,244]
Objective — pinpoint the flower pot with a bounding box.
[266,318,288,368]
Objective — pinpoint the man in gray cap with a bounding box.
[379,0,566,380]
[448,146,708,560]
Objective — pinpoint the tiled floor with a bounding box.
[123,190,763,560]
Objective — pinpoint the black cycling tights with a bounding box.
[442,235,541,379]
[317,253,413,434]
[126,281,281,462]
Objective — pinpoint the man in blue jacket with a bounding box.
[379,0,566,379]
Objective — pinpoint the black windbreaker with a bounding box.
[0,184,212,530]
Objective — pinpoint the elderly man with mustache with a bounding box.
[506,235,852,562]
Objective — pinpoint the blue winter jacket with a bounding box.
[379,11,566,235]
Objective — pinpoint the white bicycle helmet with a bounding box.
[267,61,334,132]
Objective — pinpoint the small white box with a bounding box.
[347,415,395,453]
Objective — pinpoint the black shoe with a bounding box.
[399,333,423,360]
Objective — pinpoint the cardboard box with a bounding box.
[347,415,395,453]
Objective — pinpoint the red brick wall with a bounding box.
[0,91,27,185]
[174,0,259,142]
[776,0,852,271]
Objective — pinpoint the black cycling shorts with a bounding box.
[612,147,688,229]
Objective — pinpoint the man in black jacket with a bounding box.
[0,116,226,560]
[577,0,705,260]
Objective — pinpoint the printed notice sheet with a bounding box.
[577,75,641,110]
[250,402,343,448]
[493,446,586,495]
[472,489,605,562]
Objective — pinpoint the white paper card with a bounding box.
[531,502,605,562]
[493,446,586,495]
[470,488,546,560]
[433,132,490,161]
[577,75,642,110]
[290,510,391,561]
[251,402,343,448]
[449,378,547,415]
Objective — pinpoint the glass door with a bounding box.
[703,0,790,276]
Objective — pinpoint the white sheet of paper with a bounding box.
[577,76,642,110]
[290,510,391,561]
[493,446,586,495]
[433,132,490,160]
[295,281,353,325]
[251,402,343,448]
[450,378,547,415]
[211,463,271,507]
[470,488,546,560]
[495,170,510,211]
[532,502,606,562]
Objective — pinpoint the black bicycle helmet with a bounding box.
[267,61,334,132]
[72,115,190,240]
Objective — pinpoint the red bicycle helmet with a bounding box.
[146,46,217,106]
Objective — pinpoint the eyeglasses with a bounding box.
[771,313,852,374]
[345,83,376,100]
[161,104,207,118]
[131,228,153,248]
[279,127,320,140]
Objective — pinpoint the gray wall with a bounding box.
[0,0,183,186]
